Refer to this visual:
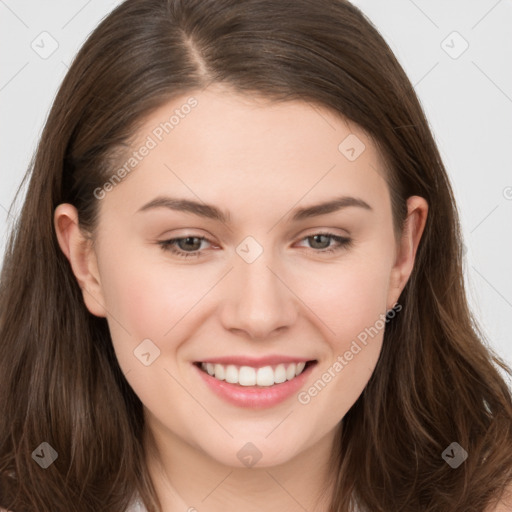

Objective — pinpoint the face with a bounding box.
[56,84,426,470]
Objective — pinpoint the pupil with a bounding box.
[181,237,200,251]
[311,234,329,249]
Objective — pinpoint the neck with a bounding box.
[143,412,339,512]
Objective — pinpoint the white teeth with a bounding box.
[199,361,310,386]
[256,366,275,386]
[274,364,287,384]
[239,366,256,386]
[214,363,225,380]
[225,364,238,384]
[295,361,306,375]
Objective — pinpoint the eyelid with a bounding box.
[157,229,353,259]
[157,228,350,247]
[298,226,351,238]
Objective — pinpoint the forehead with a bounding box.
[101,86,390,222]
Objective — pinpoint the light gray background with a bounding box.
[1,1,511,370]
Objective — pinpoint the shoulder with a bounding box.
[486,482,512,512]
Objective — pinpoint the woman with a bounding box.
[1,0,511,511]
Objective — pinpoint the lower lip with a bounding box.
[193,362,317,409]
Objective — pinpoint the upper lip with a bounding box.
[195,355,316,367]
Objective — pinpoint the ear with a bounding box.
[387,196,428,309]
[54,204,107,317]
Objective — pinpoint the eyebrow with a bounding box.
[136,195,372,223]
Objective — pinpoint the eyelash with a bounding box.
[157,232,352,259]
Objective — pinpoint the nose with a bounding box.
[219,245,298,340]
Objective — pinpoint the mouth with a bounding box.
[193,360,318,387]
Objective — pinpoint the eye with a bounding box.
[158,236,211,259]
[295,232,352,254]
[157,232,352,259]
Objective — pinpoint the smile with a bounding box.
[197,361,315,387]
[193,359,318,409]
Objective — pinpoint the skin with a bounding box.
[54,84,429,512]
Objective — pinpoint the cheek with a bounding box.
[293,253,392,419]
[97,247,219,367]
[97,256,206,411]
[330,256,392,368]
[294,253,392,342]
[114,266,198,334]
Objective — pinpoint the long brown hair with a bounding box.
[1,0,511,510]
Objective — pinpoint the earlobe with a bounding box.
[387,196,428,308]
[53,204,107,318]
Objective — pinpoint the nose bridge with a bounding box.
[220,235,297,339]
